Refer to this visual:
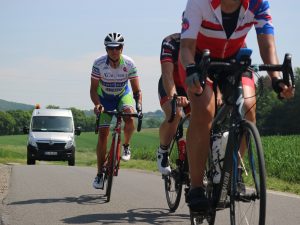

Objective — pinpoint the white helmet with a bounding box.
[104,32,124,47]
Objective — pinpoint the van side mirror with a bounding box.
[75,127,81,136]
[23,126,29,134]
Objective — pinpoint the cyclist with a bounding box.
[90,32,142,189]
[157,31,222,175]
[180,0,294,211]
[157,33,190,175]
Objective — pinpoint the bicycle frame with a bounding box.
[169,114,189,155]
[213,77,245,207]
[95,110,142,202]
[106,115,122,177]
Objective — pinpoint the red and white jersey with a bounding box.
[181,0,274,59]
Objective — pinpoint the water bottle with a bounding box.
[178,138,186,161]
[212,131,228,184]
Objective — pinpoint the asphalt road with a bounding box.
[1,165,300,225]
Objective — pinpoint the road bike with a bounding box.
[188,48,295,225]
[95,110,143,202]
[163,95,191,212]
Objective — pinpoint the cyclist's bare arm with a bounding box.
[180,39,197,66]
[130,77,142,111]
[162,61,177,97]
[130,76,141,92]
[90,77,103,114]
[180,38,202,95]
[257,34,294,99]
[161,62,189,107]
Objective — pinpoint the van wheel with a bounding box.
[68,152,75,166]
[27,151,36,165]
[68,157,75,166]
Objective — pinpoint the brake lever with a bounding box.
[137,111,143,132]
[168,94,177,123]
[95,113,100,134]
[282,53,295,88]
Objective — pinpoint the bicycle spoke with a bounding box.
[230,121,266,225]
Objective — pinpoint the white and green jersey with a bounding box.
[91,54,138,97]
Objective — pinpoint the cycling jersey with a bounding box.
[91,54,138,97]
[91,54,138,128]
[160,33,186,88]
[181,0,274,59]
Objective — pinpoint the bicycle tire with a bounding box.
[105,133,119,202]
[230,120,266,225]
[164,139,183,212]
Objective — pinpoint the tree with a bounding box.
[0,111,16,135]
[69,107,87,130]
[256,75,282,134]
[146,118,161,128]
[6,110,32,134]
[257,67,300,135]
[85,115,96,132]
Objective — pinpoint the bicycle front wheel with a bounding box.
[164,140,183,212]
[230,120,266,225]
[105,133,119,202]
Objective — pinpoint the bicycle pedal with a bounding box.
[216,199,230,209]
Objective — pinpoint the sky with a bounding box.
[0,0,299,112]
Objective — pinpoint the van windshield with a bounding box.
[31,116,73,132]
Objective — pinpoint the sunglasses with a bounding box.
[106,45,123,51]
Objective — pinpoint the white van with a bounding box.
[23,108,81,166]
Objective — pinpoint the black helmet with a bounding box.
[104,32,124,47]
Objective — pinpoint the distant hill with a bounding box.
[0,99,34,111]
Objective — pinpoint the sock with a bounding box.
[123,144,129,148]
[158,144,169,153]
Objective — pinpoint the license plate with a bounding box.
[44,152,58,156]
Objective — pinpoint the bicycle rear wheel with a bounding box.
[105,134,119,202]
[230,120,266,225]
[164,139,183,212]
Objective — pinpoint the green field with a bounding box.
[0,129,299,194]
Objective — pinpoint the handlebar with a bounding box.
[253,53,295,89]
[196,49,295,98]
[95,110,143,134]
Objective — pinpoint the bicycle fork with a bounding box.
[108,123,121,176]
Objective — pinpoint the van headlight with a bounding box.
[65,139,74,149]
[28,137,37,148]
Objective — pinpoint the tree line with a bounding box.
[0,68,299,136]
[0,106,165,135]
[256,68,300,135]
